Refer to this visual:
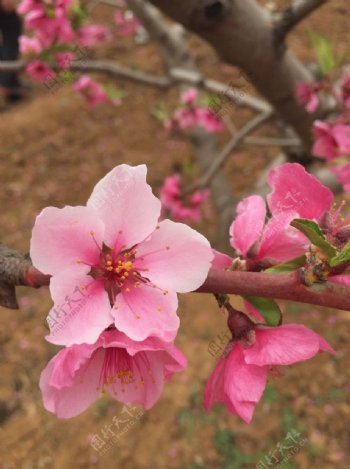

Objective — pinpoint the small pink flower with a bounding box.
[181,88,199,105]
[26,59,54,83]
[204,324,334,423]
[78,25,111,47]
[114,9,141,36]
[55,51,75,69]
[19,35,42,56]
[160,174,210,223]
[296,81,319,113]
[30,165,213,346]
[312,121,350,160]
[72,75,109,109]
[40,330,186,418]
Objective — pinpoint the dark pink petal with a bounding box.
[229,195,266,256]
[328,273,350,287]
[30,206,104,275]
[45,267,113,346]
[224,343,267,404]
[267,163,333,220]
[112,283,179,342]
[87,165,161,251]
[203,357,226,413]
[244,324,335,366]
[134,219,213,292]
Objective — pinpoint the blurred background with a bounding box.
[0,1,349,468]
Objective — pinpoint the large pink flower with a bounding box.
[40,330,186,418]
[204,324,334,423]
[30,165,213,346]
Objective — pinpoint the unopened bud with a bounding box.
[335,225,350,243]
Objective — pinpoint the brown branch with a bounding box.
[1,249,349,312]
[198,269,350,311]
[184,110,273,194]
[273,0,328,46]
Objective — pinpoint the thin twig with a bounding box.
[244,136,300,147]
[184,110,273,194]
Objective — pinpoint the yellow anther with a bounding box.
[121,276,126,281]
[107,266,113,272]
[135,315,141,320]
[133,272,138,276]
[125,288,131,293]
[157,307,162,312]
[106,260,112,266]
[118,260,122,264]
[166,246,171,250]
[124,272,129,277]
[76,259,81,264]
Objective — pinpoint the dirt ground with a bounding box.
[0,1,350,468]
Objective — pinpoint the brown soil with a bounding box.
[0,1,349,468]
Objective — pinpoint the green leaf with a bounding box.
[329,240,350,267]
[150,103,168,122]
[290,219,337,258]
[265,255,306,273]
[245,296,282,326]
[308,31,335,74]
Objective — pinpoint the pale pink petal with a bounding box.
[46,267,113,346]
[30,205,104,275]
[257,212,307,262]
[211,249,233,270]
[267,163,333,220]
[112,283,179,342]
[40,346,103,419]
[134,219,213,292]
[229,195,266,256]
[244,324,335,366]
[87,165,161,251]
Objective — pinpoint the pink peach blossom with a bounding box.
[160,174,210,223]
[72,75,109,109]
[312,121,350,160]
[204,324,334,423]
[114,9,141,36]
[296,81,319,113]
[19,35,42,56]
[40,330,186,418]
[26,60,54,82]
[30,165,213,346]
[78,25,111,48]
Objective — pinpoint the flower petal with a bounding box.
[257,212,307,262]
[112,283,179,342]
[224,343,267,404]
[244,324,335,366]
[267,163,333,220]
[46,267,113,346]
[211,249,233,270]
[40,346,103,419]
[30,206,104,275]
[87,164,161,251]
[229,195,266,256]
[134,219,213,292]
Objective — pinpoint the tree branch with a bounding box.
[273,0,328,46]
[1,249,349,312]
[184,110,273,194]
[198,269,350,311]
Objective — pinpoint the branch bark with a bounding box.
[273,0,328,46]
[2,250,349,312]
